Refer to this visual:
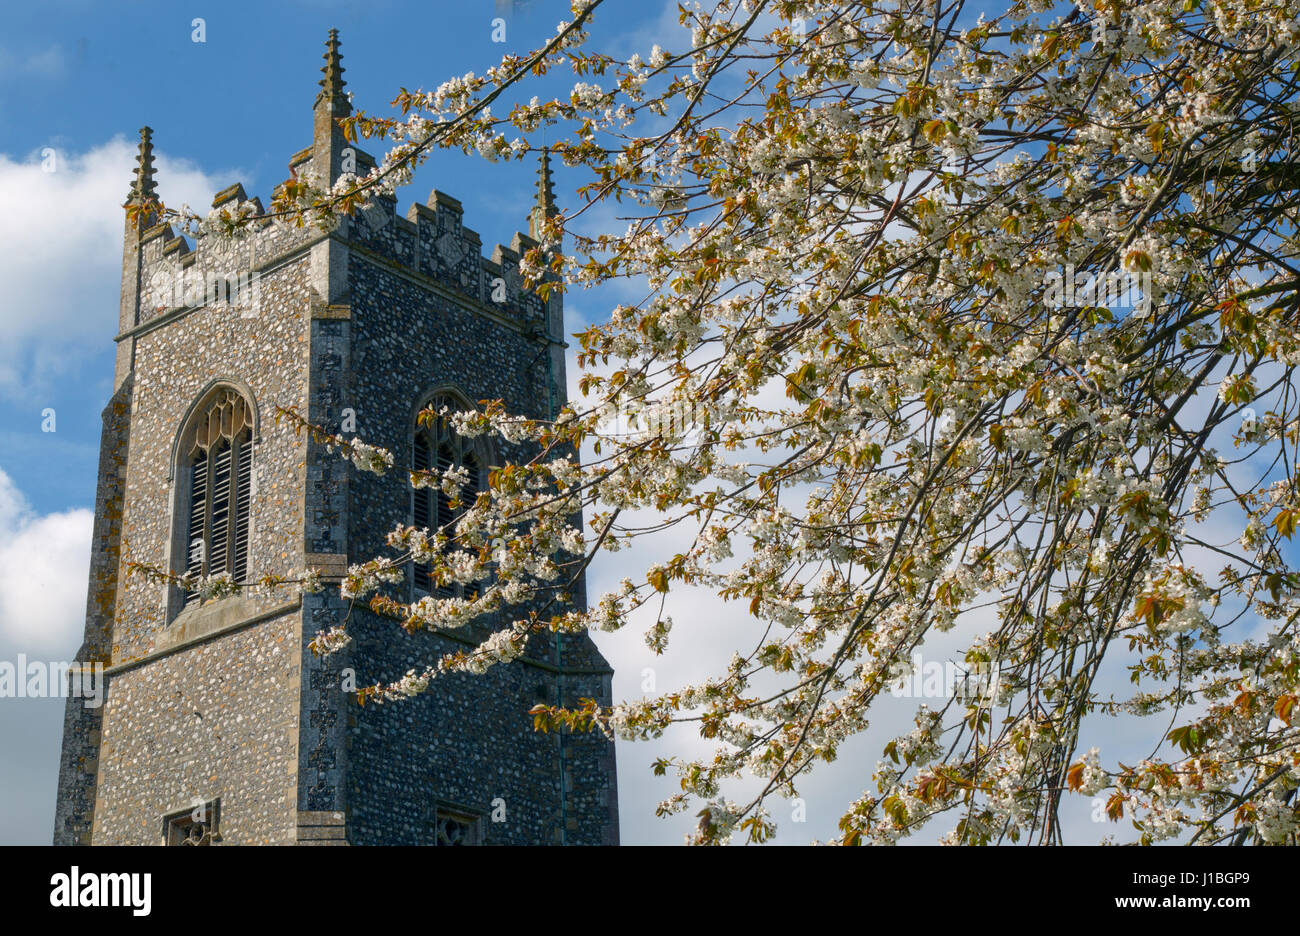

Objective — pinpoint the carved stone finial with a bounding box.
[528,146,559,244]
[126,126,158,205]
[316,28,350,114]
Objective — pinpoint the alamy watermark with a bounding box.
[0,655,104,708]
[598,398,707,445]
[1044,264,1153,315]
[890,653,1001,703]
[146,265,263,318]
[50,867,150,916]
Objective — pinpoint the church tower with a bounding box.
[53,31,618,846]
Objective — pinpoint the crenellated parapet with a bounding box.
[119,28,560,341]
[133,187,312,327]
[127,142,554,338]
[344,181,551,328]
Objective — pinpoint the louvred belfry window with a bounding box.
[413,398,482,597]
[183,390,254,604]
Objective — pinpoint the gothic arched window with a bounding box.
[412,395,484,597]
[182,388,254,603]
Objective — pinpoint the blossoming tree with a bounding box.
[133,0,1300,844]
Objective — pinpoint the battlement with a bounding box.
[344,178,551,327]
[130,165,553,336]
[124,31,560,339]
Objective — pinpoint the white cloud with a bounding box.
[0,45,66,79]
[0,468,92,656]
[0,138,232,400]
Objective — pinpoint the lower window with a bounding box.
[161,799,221,846]
[434,807,482,846]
